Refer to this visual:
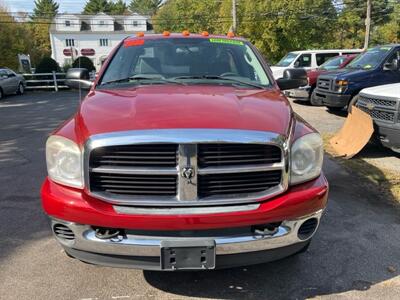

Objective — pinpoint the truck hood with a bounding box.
[319,68,374,80]
[360,83,400,99]
[76,85,292,142]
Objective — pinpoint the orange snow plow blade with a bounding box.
[330,106,374,159]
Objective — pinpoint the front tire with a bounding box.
[0,88,3,100]
[17,83,24,95]
[327,106,343,112]
[347,94,359,113]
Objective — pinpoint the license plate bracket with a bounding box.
[161,240,216,270]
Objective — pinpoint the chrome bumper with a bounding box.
[51,210,323,257]
[284,86,311,99]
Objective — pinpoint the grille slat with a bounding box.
[198,170,282,197]
[357,105,395,122]
[198,144,281,168]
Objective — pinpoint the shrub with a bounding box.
[35,57,61,73]
[72,56,96,72]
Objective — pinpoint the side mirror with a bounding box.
[65,68,93,90]
[276,68,308,91]
[384,58,399,71]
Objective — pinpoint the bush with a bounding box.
[72,56,96,72]
[35,57,61,73]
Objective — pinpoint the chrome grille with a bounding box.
[357,105,395,122]
[198,171,282,197]
[198,144,281,167]
[358,96,396,108]
[317,78,332,91]
[85,129,288,206]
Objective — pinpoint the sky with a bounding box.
[2,0,130,13]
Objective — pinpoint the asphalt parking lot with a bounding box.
[0,91,399,300]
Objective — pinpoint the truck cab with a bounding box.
[313,45,400,111]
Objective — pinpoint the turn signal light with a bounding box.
[163,31,170,36]
[201,31,209,36]
[136,32,144,37]
[182,30,190,36]
[227,31,235,38]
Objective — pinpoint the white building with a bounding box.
[50,13,151,71]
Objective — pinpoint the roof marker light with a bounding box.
[182,30,190,36]
[201,31,209,36]
[163,31,170,36]
[227,31,235,38]
[136,32,144,37]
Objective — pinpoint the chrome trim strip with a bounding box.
[51,209,323,257]
[90,166,178,175]
[198,163,284,175]
[84,129,289,206]
[113,203,260,215]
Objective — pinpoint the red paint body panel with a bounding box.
[307,54,357,87]
[75,86,292,145]
[42,175,328,230]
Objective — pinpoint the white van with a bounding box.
[270,49,363,79]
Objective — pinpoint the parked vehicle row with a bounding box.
[0,67,26,100]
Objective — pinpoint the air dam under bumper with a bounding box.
[314,90,351,107]
[52,210,323,270]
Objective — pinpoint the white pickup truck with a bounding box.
[356,83,400,153]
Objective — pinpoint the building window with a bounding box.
[65,39,75,47]
[65,20,71,27]
[132,20,138,27]
[100,38,109,47]
[99,20,105,26]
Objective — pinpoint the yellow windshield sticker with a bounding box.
[209,38,244,46]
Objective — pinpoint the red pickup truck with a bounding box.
[42,33,328,270]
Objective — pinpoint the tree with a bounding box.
[83,0,111,14]
[35,57,60,73]
[130,0,162,16]
[72,57,96,71]
[110,0,128,15]
[31,0,59,19]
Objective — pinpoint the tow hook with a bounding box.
[252,223,281,236]
[94,227,123,241]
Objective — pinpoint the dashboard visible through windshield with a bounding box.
[99,37,271,89]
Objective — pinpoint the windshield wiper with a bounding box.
[173,75,266,89]
[100,74,186,86]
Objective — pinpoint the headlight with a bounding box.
[46,135,83,188]
[290,133,323,185]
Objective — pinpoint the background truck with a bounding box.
[313,45,400,112]
[356,83,400,153]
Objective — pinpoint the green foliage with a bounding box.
[35,57,61,73]
[130,0,162,16]
[110,0,128,15]
[83,0,111,14]
[72,57,96,71]
[32,0,59,19]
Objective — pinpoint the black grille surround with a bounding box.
[86,130,287,207]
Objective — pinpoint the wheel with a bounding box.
[17,83,24,95]
[310,89,323,106]
[0,88,3,100]
[347,94,359,113]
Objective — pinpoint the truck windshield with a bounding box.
[99,37,270,88]
[319,56,347,70]
[346,46,392,70]
[276,52,298,67]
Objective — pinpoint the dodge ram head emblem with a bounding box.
[181,166,195,179]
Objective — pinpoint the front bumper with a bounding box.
[284,85,311,99]
[52,209,323,270]
[374,121,400,151]
[313,89,351,107]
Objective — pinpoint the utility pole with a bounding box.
[231,0,237,33]
[363,0,371,50]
